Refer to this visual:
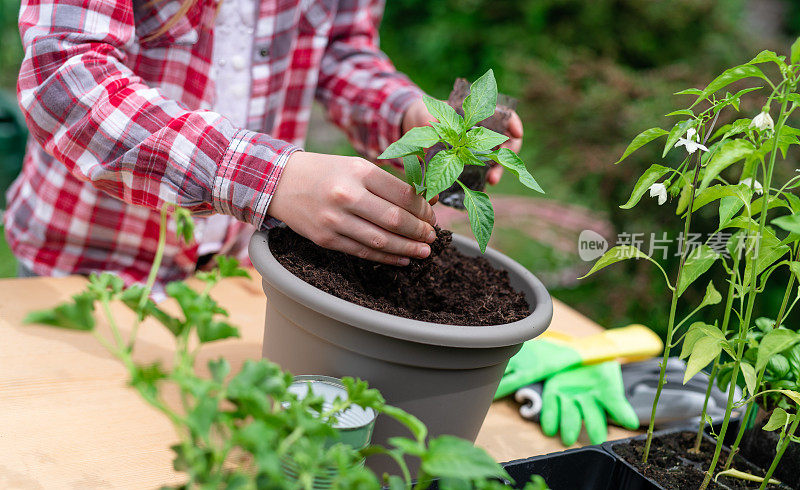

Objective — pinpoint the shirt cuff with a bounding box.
[377,84,425,163]
[213,129,300,229]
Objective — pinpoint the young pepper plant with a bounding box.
[582,38,800,489]
[24,205,550,490]
[378,69,543,252]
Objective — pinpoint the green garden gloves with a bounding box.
[495,338,583,399]
[495,324,663,399]
[540,361,640,446]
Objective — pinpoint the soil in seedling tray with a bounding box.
[268,226,530,326]
[614,431,786,490]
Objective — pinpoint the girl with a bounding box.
[5,0,522,289]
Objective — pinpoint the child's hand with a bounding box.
[401,97,524,185]
[268,152,437,266]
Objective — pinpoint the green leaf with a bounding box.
[680,322,725,360]
[378,126,439,159]
[462,69,498,128]
[215,256,250,279]
[619,164,671,209]
[187,395,218,438]
[387,437,426,457]
[402,155,424,188]
[777,389,800,406]
[663,120,695,158]
[424,96,463,135]
[431,121,461,146]
[208,358,230,383]
[691,65,768,108]
[772,214,800,235]
[174,207,195,244]
[699,281,722,308]
[719,197,744,228]
[740,362,756,396]
[491,148,543,193]
[425,150,464,201]
[614,128,668,164]
[756,329,800,373]
[665,110,694,117]
[689,184,752,214]
[580,246,656,278]
[458,182,494,253]
[792,36,800,64]
[747,50,787,68]
[675,88,703,96]
[456,146,485,167]
[24,292,96,331]
[197,320,240,343]
[763,407,790,431]
[129,362,167,400]
[422,435,510,481]
[698,139,755,192]
[380,405,427,442]
[677,245,719,296]
[684,336,723,383]
[464,126,508,151]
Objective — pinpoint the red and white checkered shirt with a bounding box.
[5,0,422,287]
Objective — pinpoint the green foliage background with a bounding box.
[0,0,797,332]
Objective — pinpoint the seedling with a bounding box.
[379,69,543,252]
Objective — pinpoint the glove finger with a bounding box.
[540,389,559,437]
[495,372,524,399]
[576,395,607,445]
[599,393,640,430]
[559,395,582,446]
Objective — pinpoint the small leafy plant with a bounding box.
[379,69,543,252]
[25,204,549,490]
[583,39,800,489]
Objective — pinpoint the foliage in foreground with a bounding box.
[25,205,547,490]
[584,39,800,489]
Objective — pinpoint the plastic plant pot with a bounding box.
[281,375,376,489]
[249,230,552,474]
[501,447,620,490]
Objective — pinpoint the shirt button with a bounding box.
[231,55,246,71]
[259,46,269,58]
[218,58,227,66]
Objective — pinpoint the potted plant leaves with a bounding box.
[24,205,552,490]
[249,69,552,466]
[581,38,800,489]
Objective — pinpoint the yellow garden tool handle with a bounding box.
[541,324,663,366]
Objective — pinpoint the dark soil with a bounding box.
[613,431,788,489]
[268,226,530,326]
[740,422,800,489]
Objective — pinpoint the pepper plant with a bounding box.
[379,69,543,252]
[583,39,800,489]
[24,204,548,490]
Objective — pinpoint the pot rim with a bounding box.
[249,229,552,348]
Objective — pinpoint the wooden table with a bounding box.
[0,273,639,489]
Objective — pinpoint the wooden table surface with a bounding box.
[0,273,639,489]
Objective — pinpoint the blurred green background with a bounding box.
[1,0,798,333]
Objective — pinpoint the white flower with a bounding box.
[740,177,763,195]
[648,183,668,205]
[751,111,774,131]
[675,127,708,154]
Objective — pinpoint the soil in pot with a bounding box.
[613,431,786,489]
[267,226,530,326]
[739,421,800,489]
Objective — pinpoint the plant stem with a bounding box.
[642,114,716,463]
[723,241,798,469]
[700,85,789,490]
[695,237,743,452]
[128,205,170,351]
[758,413,800,490]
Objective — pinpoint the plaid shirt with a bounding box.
[5,0,422,287]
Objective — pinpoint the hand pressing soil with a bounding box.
[268,226,530,326]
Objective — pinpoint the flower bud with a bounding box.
[751,111,774,131]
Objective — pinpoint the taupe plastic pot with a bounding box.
[249,230,552,472]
